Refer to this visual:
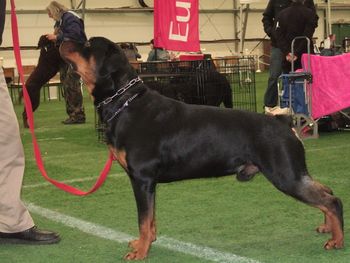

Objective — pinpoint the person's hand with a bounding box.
[46,34,57,41]
[286,53,297,62]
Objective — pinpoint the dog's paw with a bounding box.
[323,239,344,250]
[125,239,150,260]
[316,224,332,233]
[124,250,147,260]
[128,239,140,249]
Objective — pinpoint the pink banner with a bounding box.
[302,53,350,119]
[154,0,200,52]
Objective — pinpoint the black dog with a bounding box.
[119,42,141,62]
[146,70,233,108]
[59,37,344,260]
[22,35,63,127]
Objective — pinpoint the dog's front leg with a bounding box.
[124,179,156,260]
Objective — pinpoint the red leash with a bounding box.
[10,0,114,196]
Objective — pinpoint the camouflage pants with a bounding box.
[60,63,85,120]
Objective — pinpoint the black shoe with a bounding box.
[0,226,60,245]
[62,117,86,125]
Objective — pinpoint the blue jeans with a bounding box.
[264,46,283,108]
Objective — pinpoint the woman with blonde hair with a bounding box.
[45,1,68,21]
[45,1,87,124]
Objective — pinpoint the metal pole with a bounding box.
[327,0,332,35]
[82,0,86,20]
[291,36,311,73]
[70,0,76,9]
[240,4,243,53]
[241,4,250,53]
[233,0,239,53]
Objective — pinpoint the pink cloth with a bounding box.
[154,0,200,52]
[302,53,350,119]
[179,54,204,61]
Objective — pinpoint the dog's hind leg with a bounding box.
[314,182,334,234]
[124,179,157,260]
[260,138,343,250]
[303,180,344,250]
[279,175,343,250]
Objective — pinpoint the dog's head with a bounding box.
[37,35,55,50]
[59,37,137,103]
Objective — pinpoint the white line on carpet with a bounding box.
[26,203,260,263]
[36,137,65,142]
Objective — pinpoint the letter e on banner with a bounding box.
[154,0,200,52]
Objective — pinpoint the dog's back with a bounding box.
[110,87,301,182]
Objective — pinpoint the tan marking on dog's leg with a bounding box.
[316,202,333,234]
[314,182,333,233]
[108,146,128,171]
[316,213,332,233]
[151,216,157,242]
[298,178,343,248]
[125,214,154,260]
[128,217,157,250]
[317,205,344,249]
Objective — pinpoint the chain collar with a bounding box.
[96,76,142,109]
[106,93,139,122]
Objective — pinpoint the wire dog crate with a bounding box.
[96,57,256,142]
[213,56,256,112]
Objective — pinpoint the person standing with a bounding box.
[46,1,87,124]
[275,0,318,73]
[0,0,60,244]
[147,39,170,62]
[262,0,317,115]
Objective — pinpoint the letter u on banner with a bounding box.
[154,0,200,52]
